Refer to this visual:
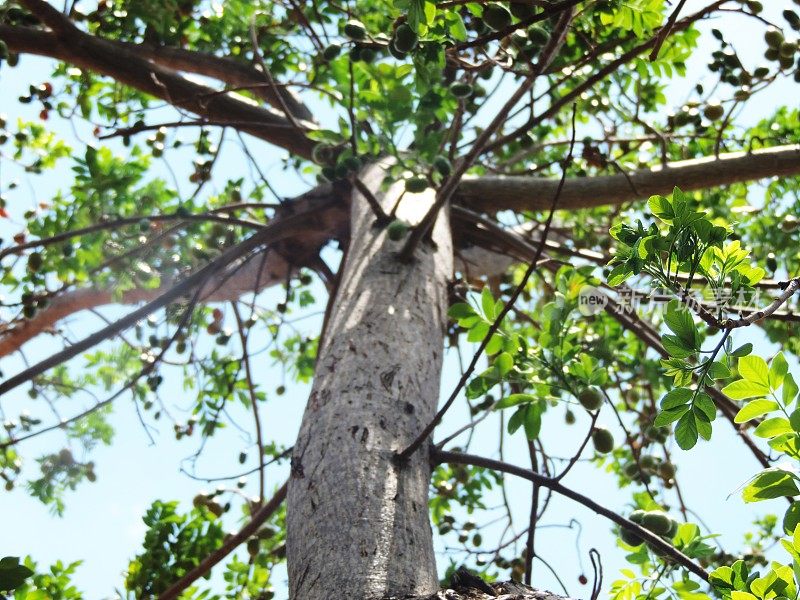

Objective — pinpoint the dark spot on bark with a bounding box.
[379,418,387,429]
[290,455,305,478]
[361,427,369,443]
[350,425,359,438]
[404,402,414,414]
[349,340,357,352]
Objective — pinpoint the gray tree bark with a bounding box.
[286,164,454,599]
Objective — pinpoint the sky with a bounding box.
[0,2,797,599]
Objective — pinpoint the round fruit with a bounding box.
[765,27,784,49]
[641,510,671,535]
[483,5,512,31]
[359,47,377,63]
[592,427,614,454]
[703,102,724,121]
[22,304,36,319]
[138,217,151,232]
[393,23,418,53]
[527,25,549,45]
[629,510,646,524]
[509,2,534,19]
[433,155,452,176]
[779,41,797,58]
[386,219,409,241]
[344,19,367,40]
[247,537,260,556]
[322,43,342,61]
[620,527,643,547]
[0,41,7,60]
[666,518,679,538]
[405,177,428,193]
[565,409,576,425]
[659,461,676,479]
[747,0,763,13]
[449,82,473,98]
[766,253,778,271]
[312,143,335,166]
[27,252,43,272]
[577,386,603,411]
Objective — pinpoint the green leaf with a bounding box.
[675,412,699,450]
[730,343,753,358]
[753,417,792,439]
[494,352,513,377]
[693,392,716,422]
[662,334,695,359]
[735,399,779,423]
[664,305,698,350]
[448,302,475,320]
[660,387,692,410]
[742,469,800,502]
[507,406,525,434]
[481,287,495,319]
[708,361,731,380]
[495,393,536,409]
[722,379,770,400]
[0,557,34,592]
[648,195,674,221]
[784,373,799,407]
[770,353,789,390]
[655,404,691,427]
[739,355,769,386]
[524,403,543,440]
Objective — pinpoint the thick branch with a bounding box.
[456,145,800,212]
[0,23,316,158]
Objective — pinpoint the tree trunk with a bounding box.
[286,164,453,599]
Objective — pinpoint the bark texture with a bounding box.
[286,164,453,599]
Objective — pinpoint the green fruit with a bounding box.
[22,304,36,319]
[62,243,74,257]
[387,219,409,241]
[765,48,779,62]
[733,88,750,101]
[322,43,342,61]
[510,30,529,49]
[6,53,18,67]
[746,0,763,13]
[388,41,407,60]
[577,387,603,411]
[779,41,797,58]
[433,155,452,176]
[666,518,679,538]
[343,156,362,172]
[0,41,7,60]
[766,253,778,271]
[629,510,646,524]
[483,5,512,31]
[592,427,614,454]
[779,53,795,69]
[138,218,151,232]
[527,25,549,45]
[659,461,676,479]
[753,66,770,78]
[641,511,671,535]
[247,537,260,557]
[405,177,428,193]
[564,409,576,425]
[784,10,800,29]
[620,527,643,547]
[449,82,473,98]
[509,2,534,19]
[349,46,362,62]
[321,166,337,181]
[27,252,43,272]
[359,47,377,63]
[312,143,335,166]
[393,23,418,53]
[344,19,367,40]
[765,27,784,49]
[703,102,724,121]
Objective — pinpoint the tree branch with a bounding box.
[0,21,316,158]
[434,448,710,581]
[455,144,800,212]
[158,481,288,600]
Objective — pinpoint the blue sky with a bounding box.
[0,2,797,598]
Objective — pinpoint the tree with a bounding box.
[1,0,800,598]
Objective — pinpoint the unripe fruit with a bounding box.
[659,461,676,479]
[322,43,342,61]
[641,510,671,535]
[779,41,797,58]
[592,427,614,454]
[247,537,260,557]
[405,177,428,193]
[577,387,603,411]
[509,2,534,19]
[393,23,418,53]
[766,253,778,271]
[620,527,643,547]
[564,409,576,425]
[629,510,646,524]
[527,25,549,45]
[386,219,409,241]
[703,102,724,121]
[433,155,452,176]
[483,5,512,31]
[312,143,335,166]
[765,27,784,49]
[449,82,473,98]
[27,251,43,272]
[359,47,377,63]
[344,19,367,40]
